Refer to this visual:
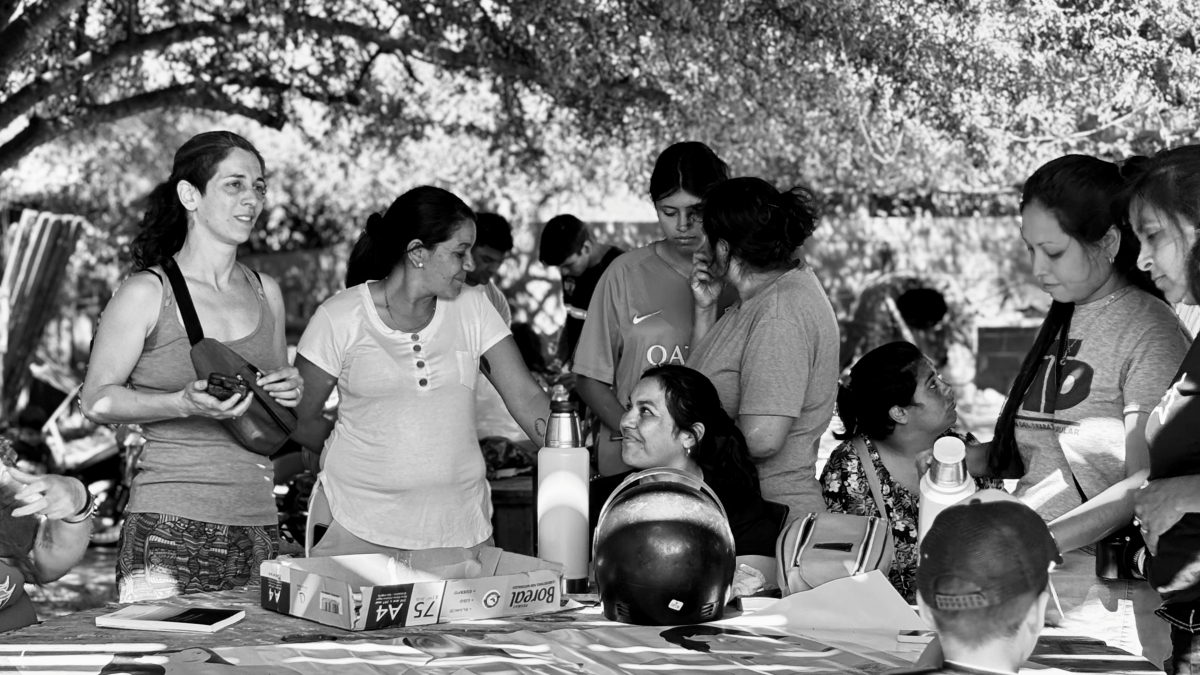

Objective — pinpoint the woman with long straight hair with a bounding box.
[81,131,303,602]
[1121,146,1200,674]
[967,155,1190,664]
[292,186,550,554]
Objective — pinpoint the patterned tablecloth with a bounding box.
[3,586,1161,674]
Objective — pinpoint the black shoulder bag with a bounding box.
[161,258,297,457]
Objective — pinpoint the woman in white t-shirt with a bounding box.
[293,186,551,552]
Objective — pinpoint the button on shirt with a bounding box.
[297,283,510,549]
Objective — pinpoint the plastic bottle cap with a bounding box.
[932,436,966,463]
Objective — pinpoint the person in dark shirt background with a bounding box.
[537,214,623,364]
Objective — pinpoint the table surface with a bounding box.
[5,586,1161,674]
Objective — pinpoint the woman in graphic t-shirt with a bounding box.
[572,142,736,475]
[687,177,840,518]
[958,155,1190,665]
[292,186,551,553]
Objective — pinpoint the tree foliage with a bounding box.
[2,0,1199,199]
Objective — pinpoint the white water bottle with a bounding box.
[918,436,977,542]
[537,385,590,593]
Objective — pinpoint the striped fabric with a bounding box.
[116,512,277,604]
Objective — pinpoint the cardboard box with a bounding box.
[260,548,565,630]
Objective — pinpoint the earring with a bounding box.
[417,263,424,268]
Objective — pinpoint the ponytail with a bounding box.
[988,302,1072,478]
[833,382,859,440]
[344,186,475,288]
[345,213,392,287]
[130,181,189,271]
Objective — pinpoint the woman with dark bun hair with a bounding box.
[821,341,1001,602]
[688,177,840,519]
[573,142,737,476]
[292,186,550,554]
[80,131,303,602]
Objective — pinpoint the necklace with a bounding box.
[1058,284,1134,366]
[381,278,435,332]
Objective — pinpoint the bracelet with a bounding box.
[63,493,98,524]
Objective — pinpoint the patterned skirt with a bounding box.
[116,512,278,604]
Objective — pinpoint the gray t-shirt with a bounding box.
[689,266,840,518]
[1014,286,1191,520]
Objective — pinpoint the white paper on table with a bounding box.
[752,570,930,632]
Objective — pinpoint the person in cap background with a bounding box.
[891,490,1063,675]
[538,214,623,364]
[466,212,515,324]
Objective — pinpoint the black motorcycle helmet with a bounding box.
[593,468,736,625]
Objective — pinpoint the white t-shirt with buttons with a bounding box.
[297,282,510,549]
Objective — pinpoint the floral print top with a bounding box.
[819,431,1002,603]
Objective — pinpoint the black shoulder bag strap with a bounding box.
[160,257,206,347]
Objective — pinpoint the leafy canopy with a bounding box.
[1,0,1198,198]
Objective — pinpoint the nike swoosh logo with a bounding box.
[632,310,663,325]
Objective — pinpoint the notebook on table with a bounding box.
[95,605,246,633]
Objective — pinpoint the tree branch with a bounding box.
[0,85,286,173]
[0,16,255,132]
[0,0,88,83]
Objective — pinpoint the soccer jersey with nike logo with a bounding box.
[572,245,736,472]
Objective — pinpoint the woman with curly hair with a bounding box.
[80,131,302,602]
[688,177,841,519]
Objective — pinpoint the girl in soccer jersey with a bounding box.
[572,142,736,475]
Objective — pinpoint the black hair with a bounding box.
[1120,145,1200,304]
[538,214,589,266]
[345,186,475,288]
[640,365,760,495]
[701,177,820,270]
[989,154,1162,478]
[648,142,730,202]
[835,341,925,441]
[130,131,265,271]
[473,212,514,253]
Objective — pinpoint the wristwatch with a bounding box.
[63,492,98,524]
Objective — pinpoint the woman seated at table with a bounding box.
[293,186,551,555]
[589,365,786,557]
[820,341,1002,602]
[1,442,94,632]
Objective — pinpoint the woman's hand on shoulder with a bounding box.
[689,247,724,311]
[179,379,255,419]
[258,366,303,408]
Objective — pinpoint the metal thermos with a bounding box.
[918,436,976,542]
[537,385,590,594]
